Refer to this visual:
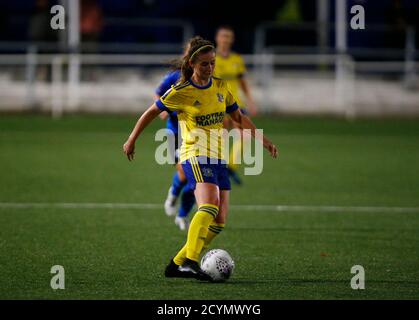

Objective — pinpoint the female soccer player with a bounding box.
[123,37,278,281]
[157,36,243,231]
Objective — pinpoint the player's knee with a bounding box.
[198,204,219,219]
[195,183,220,207]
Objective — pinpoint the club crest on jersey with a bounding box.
[202,167,214,177]
[216,93,224,103]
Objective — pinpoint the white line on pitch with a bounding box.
[0,202,418,213]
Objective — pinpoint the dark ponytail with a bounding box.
[179,36,215,83]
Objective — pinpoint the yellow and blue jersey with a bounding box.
[156,77,239,163]
[213,52,246,106]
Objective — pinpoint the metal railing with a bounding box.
[1,52,419,117]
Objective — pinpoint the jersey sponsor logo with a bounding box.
[217,93,224,103]
[193,100,202,107]
[195,112,225,126]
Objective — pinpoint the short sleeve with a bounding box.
[156,86,184,113]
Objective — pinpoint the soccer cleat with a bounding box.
[178,259,213,281]
[175,216,190,231]
[164,259,194,278]
[164,187,177,217]
[227,167,242,185]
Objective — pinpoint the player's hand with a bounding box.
[123,140,136,161]
[263,140,278,158]
[268,143,278,158]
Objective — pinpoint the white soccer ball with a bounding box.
[200,249,235,282]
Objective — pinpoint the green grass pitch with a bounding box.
[0,114,419,299]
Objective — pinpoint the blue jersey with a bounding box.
[155,70,181,136]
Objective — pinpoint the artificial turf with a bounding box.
[1,114,418,299]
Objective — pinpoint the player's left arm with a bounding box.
[229,108,278,158]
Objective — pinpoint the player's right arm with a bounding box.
[123,86,183,161]
[154,94,169,120]
[123,103,162,161]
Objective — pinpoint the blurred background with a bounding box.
[0,0,418,118]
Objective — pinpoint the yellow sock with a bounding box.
[202,222,225,253]
[173,220,225,266]
[173,244,187,266]
[173,204,219,263]
[173,222,225,265]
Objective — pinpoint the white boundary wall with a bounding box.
[0,54,418,117]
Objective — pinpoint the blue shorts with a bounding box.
[181,157,231,191]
